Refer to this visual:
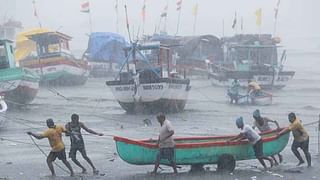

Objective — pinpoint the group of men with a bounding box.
[152,111,311,175]
[27,114,103,176]
[228,79,262,104]
[27,111,312,176]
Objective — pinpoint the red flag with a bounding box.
[141,0,146,22]
[81,1,90,13]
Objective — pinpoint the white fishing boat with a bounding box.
[106,42,191,114]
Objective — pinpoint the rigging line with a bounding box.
[0,114,45,129]
[0,115,43,130]
[28,135,71,174]
[3,99,28,106]
[303,121,319,127]
[0,137,49,147]
[1,113,46,125]
[46,87,70,101]
[192,88,226,104]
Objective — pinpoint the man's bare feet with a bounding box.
[297,160,304,166]
[82,168,87,174]
[269,159,274,168]
[93,169,99,175]
[279,154,283,163]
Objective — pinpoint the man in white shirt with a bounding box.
[228,117,274,169]
[151,113,177,175]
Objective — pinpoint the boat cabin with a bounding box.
[117,42,182,83]
[0,39,15,69]
[224,43,279,72]
[26,31,72,59]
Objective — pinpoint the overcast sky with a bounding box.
[1,0,319,50]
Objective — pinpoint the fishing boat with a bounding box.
[83,32,127,77]
[114,128,289,172]
[146,34,222,77]
[0,39,39,106]
[208,34,295,90]
[18,31,90,86]
[228,91,273,106]
[106,42,191,114]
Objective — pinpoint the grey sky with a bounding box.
[1,0,319,50]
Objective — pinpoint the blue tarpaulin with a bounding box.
[85,32,128,63]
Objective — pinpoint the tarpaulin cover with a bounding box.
[85,32,128,63]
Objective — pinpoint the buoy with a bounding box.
[0,95,8,113]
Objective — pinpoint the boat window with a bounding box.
[0,44,9,69]
[10,45,14,54]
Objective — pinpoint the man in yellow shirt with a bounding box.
[248,79,262,98]
[27,119,74,176]
[287,112,311,167]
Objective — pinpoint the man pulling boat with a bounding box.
[228,117,274,169]
[252,109,283,165]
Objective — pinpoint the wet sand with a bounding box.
[1,51,320,179]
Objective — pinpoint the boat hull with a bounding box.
[0,68,39,105]
[20,55,90,86]
[230,92,273,106]
[209,71,295,90]
[106,79,190,113]
[114,129,289,165]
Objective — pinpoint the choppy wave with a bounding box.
[302,105,320,110]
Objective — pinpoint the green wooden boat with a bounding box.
[114,128,289,171]
[0,39,39,105]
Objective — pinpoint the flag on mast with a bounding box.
[192,3,198,16]
[81,1,90,13]
[141,0,146,22]
[255,8,262,27]
[274,0,280,19]
[32,0,38,17]
[115,0,118,13]
[192,3,199,35]
[160,4,168,17]
[176,0,182,11]
[232,12,237,29]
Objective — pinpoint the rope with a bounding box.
[303,120,319,127]
[0,114,44,130]
[3,99,28,106]
[46,87,70,101]
[28,135,70,174]
[0,137,49,147]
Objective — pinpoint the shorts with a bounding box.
[69,145,87,159]
[253,139,263,158]
[157,147,175,161]
[49,148,67,161]
[292,138,309,152]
